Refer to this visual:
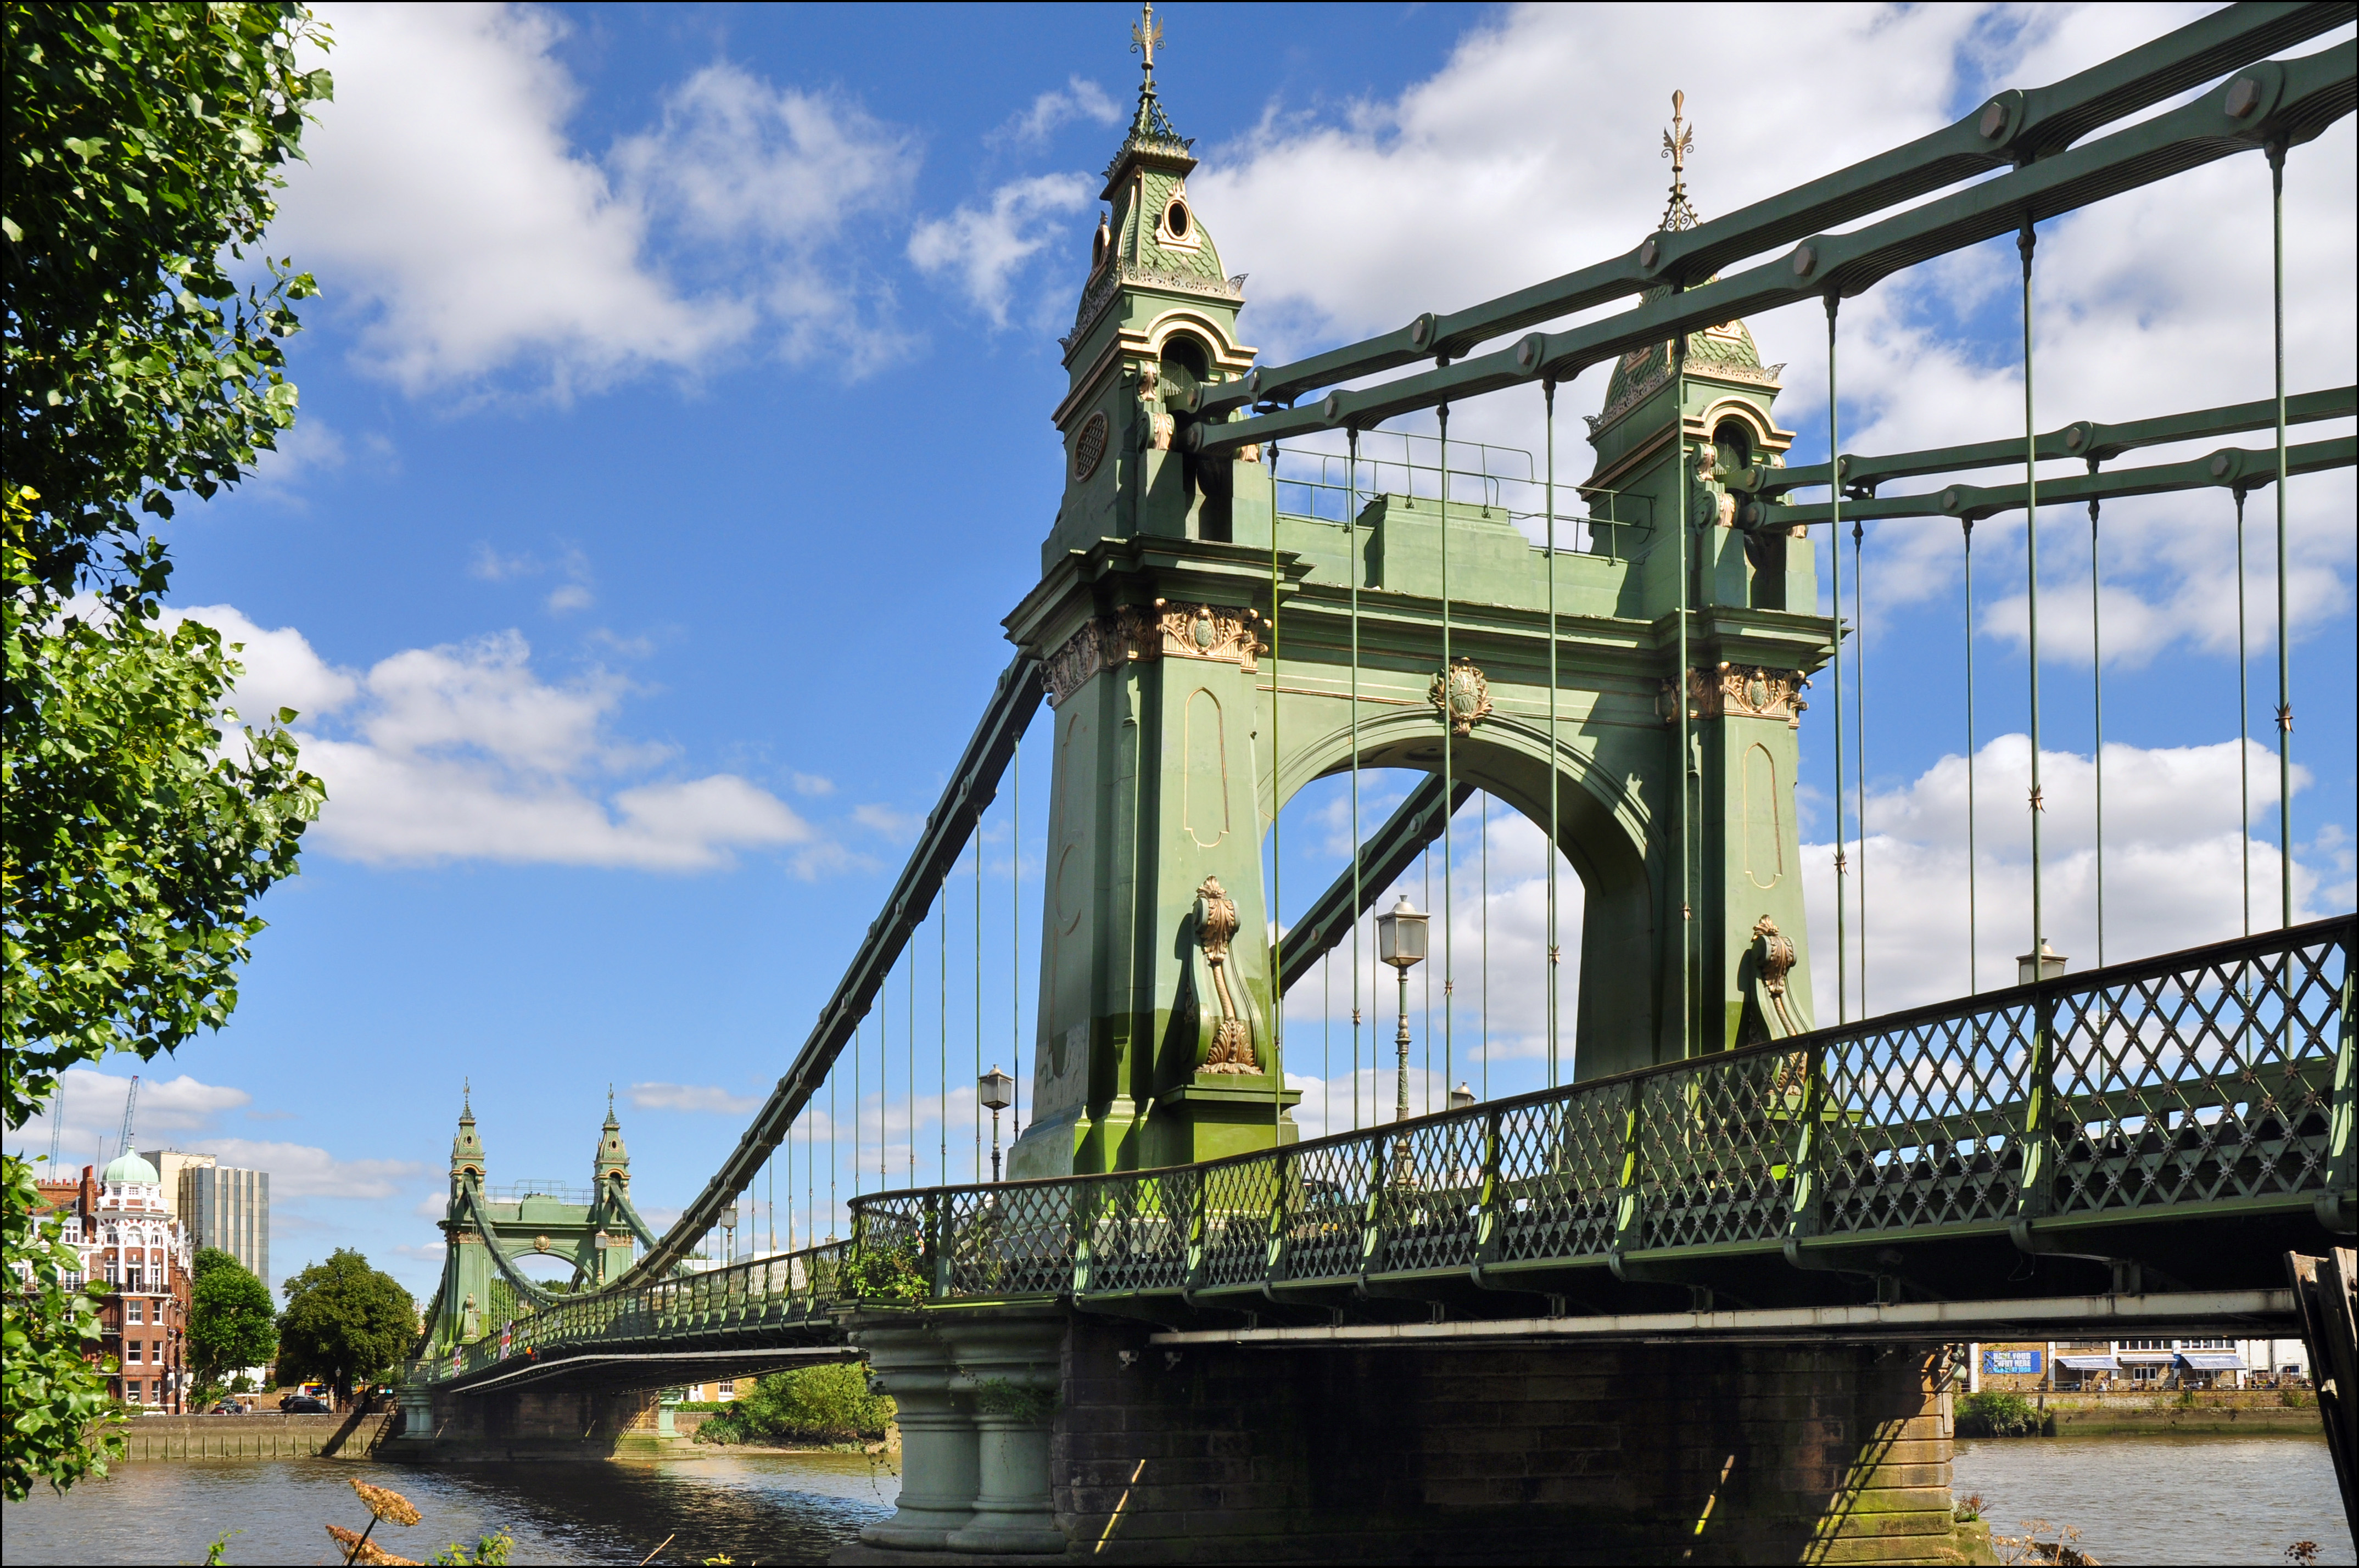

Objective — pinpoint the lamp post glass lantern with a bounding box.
[2016,940,2069,987]
[1450,1082,1475,1113]
[1376,895,1429,1183]
[719,1202,739,1267]
[979,1066,1014,1183]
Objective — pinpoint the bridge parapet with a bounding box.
[848,917,2354,1320]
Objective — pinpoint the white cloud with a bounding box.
[791,772,836,797]
[990,76,1121,150]
[851,802,920,839]
[182,1139,424,1199]
[176,604,818,872]
[278,5,919,394]
[1805,735,2322,1017]
[909,173,1094,327]
[23,1069,254,1164]
[631,1082,764,1115]
[414,1192,449,1218]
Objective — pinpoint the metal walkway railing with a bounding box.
[412,917,2350,1386]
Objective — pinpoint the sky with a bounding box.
[14,2,2354,1302]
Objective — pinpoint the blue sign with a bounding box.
[1982,1350,2043,1375]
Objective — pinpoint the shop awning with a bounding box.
[2056,1356,2119,1371]
[2178,1353,2246,1371]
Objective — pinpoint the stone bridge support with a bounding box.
[843,1308,1980,1565]
[380,1380,691,1464]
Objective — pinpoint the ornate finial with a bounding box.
[461,1077,472,1118]
[1659,89,1698,233]
[1131,2,1163,81]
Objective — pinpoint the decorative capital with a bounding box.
[1664,662,1805,728]
[1429,658,1494,736]
[1041,601,1265,707]
[1751,916,1797,998]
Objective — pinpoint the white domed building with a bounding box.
[87,1146,194,1410]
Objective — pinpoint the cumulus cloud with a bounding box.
[177,603,818,872]
[909,173,1094,327]
[631,1083,765,1115]
[278,4,919,394]
[989,76,1121,149]
[186,1139,427,1200]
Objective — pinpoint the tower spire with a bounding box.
[1123,2,1181,145]
[1659,89,1698,233]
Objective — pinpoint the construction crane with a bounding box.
[48,1079,64,1167]
[116,1076,139,1166]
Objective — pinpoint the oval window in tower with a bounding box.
[1165,199,1190,240]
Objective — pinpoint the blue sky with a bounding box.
[18,3,2354,1299]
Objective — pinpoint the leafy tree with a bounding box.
[694,1362,895,1446]
[2,1,330,1496]
[188,1246,276,1391]
[276,1250,414,1405]
[1,1158,124,1500]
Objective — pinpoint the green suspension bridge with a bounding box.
[393,5,2357,1556]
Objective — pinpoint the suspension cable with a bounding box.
[2269,139,2293,930]
[1674,313,1692,1053]
[2236,487,2251,936]
[1438,391,1455,1097]
[2089,478,2105,966]
[826,1062,836,1240]
[853,1013,863,1201]
[908,906,917,1184]
[974,836,982,1179]
[2021,217,2048,970]
[1826,294,1848,1024]
[1544,379,1561,1088]
[1423,845,1433,1113]
[938,887,948,1180]
[1480,793,1489,1101]
[1270,434,1283,1141]
[1964,516,1978,995]
[1011,735,1022,1141]
[879,954,888,1189]
[1853,515,1869,1016]
[1348,425,1362,1133]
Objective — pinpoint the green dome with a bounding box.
[103,1146,159,1185]
[1594,286,1768,436]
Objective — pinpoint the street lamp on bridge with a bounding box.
[1377,895,1429,1181]
[979,1066,1014,1183]
[719,1202,738,1267]
[2017,940,2068,987]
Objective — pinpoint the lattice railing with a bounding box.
[849,916,2351,1304]
[415,919,2350,1373]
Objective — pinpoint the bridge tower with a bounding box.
[1008,68,1831,1181]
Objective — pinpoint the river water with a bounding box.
[2,1436,2350,1564]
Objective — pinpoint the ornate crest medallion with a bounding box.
[1428,658,1494,737]
[532,1234,552,1254]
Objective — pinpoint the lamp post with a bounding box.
[2016,940,2068,987]
[979,1066,1014,1183]
[1377,895,1429,1183]
[1450,1082,1475,1112]
[719,1202,739,1267]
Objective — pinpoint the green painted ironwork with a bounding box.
[407,917,2352,1388]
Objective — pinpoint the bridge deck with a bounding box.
[415,918,2351,1390]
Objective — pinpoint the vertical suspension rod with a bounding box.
[1674,315,1692,1053]
[1544,380,1561,1087]
[1349,427,1363,1134]
[2237,489,2252,936]
[1826,295,1848,1025]
[1964,517,1978,994]
[1438,390,1455,1094]
[2089,480,2106,966]
[2269,139,2293,931]
[1853,516,1869,1015]
[2022,218,2048,967]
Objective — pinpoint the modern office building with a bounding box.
[165,1154,270,1284]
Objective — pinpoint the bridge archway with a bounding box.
[1264,702,1664,1078]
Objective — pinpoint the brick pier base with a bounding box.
[840,1307,1985,1565]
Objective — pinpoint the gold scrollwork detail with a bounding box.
[1429,657,1493,736]
[1041,600,1265,708]
[1664,661,1807,728]
[1193,876,1257,1073]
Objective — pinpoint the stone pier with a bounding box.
[381,1381,694,1464]
[839,1307,1985,1565]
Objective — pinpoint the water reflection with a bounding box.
[0,1450,896,1566]
[1955,1435,2352,1567]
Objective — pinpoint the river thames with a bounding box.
[1,1435,2350,1564]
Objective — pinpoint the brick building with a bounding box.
[29,1147,195,1412]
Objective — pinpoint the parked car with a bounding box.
[280,1395,331,1414]
[210,1400,247,1415]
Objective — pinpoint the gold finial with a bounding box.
[1132,2,1164,77]
[1659,89,1698,233]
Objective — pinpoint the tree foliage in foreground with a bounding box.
[694,1362,896,1446]
[276,1250,415,1404]
[2,0,331,1499]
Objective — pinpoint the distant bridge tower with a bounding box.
[1008,69,1829,1183]
[426,1088,651,1353]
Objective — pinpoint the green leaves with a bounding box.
[189,1248,277,1386]
[2,1153,127,1502]
[275,1250,417,1404]
[5,2,334,601]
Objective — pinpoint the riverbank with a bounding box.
[1967,1389,2326,1438]
[109,1413,377,1461]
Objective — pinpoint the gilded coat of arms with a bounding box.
[1429,658,1494,737]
